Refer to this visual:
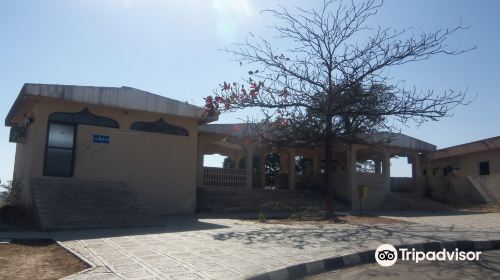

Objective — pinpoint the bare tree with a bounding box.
[204,0,472,219]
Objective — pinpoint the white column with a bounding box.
[288,150,296,190]
[347,145,359,211]
[245,146,254,189]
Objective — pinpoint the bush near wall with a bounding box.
[0,178,31,226]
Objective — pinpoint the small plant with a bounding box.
[258,211,266,223]
[0,176,31,226]
[0,177,23,206]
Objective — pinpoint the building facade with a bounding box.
[423,136,500,205]
[7,83,495,228]
[6,84,211,216]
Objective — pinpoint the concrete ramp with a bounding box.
[467,175,500,205]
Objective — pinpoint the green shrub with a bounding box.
[0,180,11,205]
[258,211,266,222]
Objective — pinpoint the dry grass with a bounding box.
[261,213,411,225]
[455,204,500,213]
[0,239,89,280]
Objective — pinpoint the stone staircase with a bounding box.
[30,178,161,230]
[382,192,452,211]
[196,188,338,214]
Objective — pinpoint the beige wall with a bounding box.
[10,98,43,208]
[11,96,199,215]
[425,149,500,205]
[425,149,500,176]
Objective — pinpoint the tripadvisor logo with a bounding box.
[375,244,482,267]
[375,244,398,267]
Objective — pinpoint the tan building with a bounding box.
[197,125,436,211]
[6,83,213,226]
[423,136,500,205]
[7,83,469,229]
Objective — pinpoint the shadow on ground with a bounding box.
[209,211,500,250]
[46,216,230,241]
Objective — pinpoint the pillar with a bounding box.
[375,160,381,174]
[235,156,243,169]
[278,151,289,189]
[288,150,296,190]
[382,151,391,192]
[311,152,321,187]
[245,146,254,189]
[346,144,359,210]
[312,152,321,174]
[259,153,266,188]
[413,152,424,196]
[197,141,205,187]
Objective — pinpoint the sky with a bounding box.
[0,0,499,183]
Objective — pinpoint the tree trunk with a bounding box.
[323,120,335,220]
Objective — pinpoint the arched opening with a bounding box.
[390,155,413,192]
[203,154,229,168]
[356,160,376,173]
[355,148,383,174]
[264,153,280,189]
[294,156,311,175]
[238,155,259,175]
[295,155,315,189]
[222,156,236,169]
[390,156,412,177]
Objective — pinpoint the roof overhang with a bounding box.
[5,83,215,126]
[426,136,500,161]
[356,132,436,152]
[200,124,436,152]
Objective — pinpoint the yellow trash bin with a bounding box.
[358,185,368,199]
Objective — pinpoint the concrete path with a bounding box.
[307,249,500,280]
[2,211,500,280]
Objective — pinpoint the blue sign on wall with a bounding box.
[93,134,110,144]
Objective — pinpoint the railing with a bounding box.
[356,173,387,191]
[202,167,246,190]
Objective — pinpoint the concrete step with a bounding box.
[30,178,160,230]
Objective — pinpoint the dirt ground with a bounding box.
[0,239,89,280]
[259,213,410,225]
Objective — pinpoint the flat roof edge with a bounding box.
[6,83,212,126]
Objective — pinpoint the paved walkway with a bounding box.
[2,211,500,280]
